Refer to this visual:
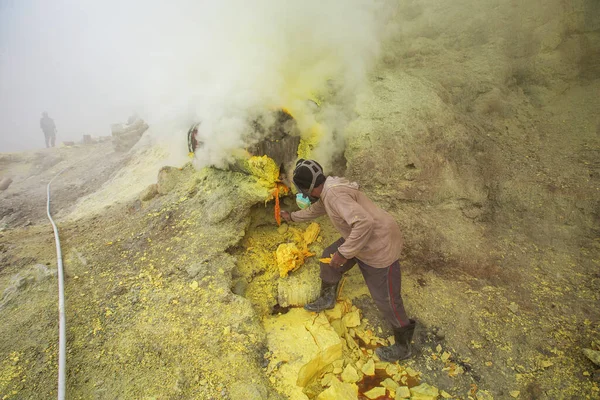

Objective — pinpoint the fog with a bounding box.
[0,1,148,151]
[0,0,395,163]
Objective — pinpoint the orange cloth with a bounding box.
[274,186,281,226]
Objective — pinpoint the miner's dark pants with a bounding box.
[44,132,56,148]
[320,238,410,329]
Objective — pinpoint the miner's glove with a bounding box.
[330,251,347,268]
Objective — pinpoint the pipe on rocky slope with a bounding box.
[46,167,69,400]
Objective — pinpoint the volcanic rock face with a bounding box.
[247,110,301,174]
[0,178,12,191]
[111,118,149,152]
[345,0,600,281]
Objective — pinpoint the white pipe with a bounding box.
[46,168,69,400]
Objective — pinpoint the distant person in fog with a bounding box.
[40,112,57,148]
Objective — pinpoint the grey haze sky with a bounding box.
[0,0,155,152]
[0,0,391,156]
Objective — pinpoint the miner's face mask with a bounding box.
[295,193,312,209]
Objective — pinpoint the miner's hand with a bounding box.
[330,251,347,268]
[280,210,292,222]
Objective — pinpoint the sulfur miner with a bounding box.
[280,159,417,362]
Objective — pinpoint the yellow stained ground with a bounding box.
[263,298,431,400]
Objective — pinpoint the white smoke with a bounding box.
[0,0,397,166]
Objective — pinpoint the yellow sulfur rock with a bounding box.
[342,308,361,328]
[304,222,321,244]
[330,319,346,338]
[583,348,600,366]
[333,359,344,369]
[275,223,321,278]
[298,314,344,386]
[410,383,440,399]
[364,387,386,399]
[276,242,314,278]
[384,363,398,375]
[354,328,368,343]
[381,378,399,391]
[396,386,411,399]
[361,359,375,376]
[476,390,494,400]
[317,379,358,400]
[246,155,280,188]
[321,373,336,387]
[345,334,359,350]
[325,300,353,321]
[264,309,343,399]
[341,364,360,383]
[325,303,345,321]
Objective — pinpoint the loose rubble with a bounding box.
[264,297,455,399]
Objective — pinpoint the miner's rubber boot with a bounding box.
[304,281,339,312]
[376,319,417,362]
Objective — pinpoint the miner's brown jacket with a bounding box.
[290,176,403,268]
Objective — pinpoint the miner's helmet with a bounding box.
[293,159,325,196]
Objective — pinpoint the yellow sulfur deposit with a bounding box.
[263,292,454,399]
[303,222,321,244]
[264,309,343,399]
[276,243,314,278]
[297,123,323,160]
[317,379,358,400]
[245,155,280,188]
[319,257,332,264]
[277,267,320,307]
[276,222,321,278]
[264,297,437,399]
